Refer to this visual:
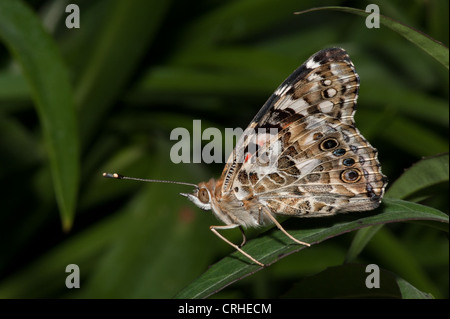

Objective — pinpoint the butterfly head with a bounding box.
[181,187,211,211]
[180,180,216,211]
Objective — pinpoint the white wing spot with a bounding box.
[305,58,322,70]
[307,73,321,82]
[326,88,337,98]
[318,100,334,113]
[287,98,309,112]
[298,159,321,177]
[275,84,291,96]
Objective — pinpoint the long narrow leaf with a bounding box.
[176,198,448,298]
[282,264,432,299]
[346,154,449,262]
[75,0,171,147]
[0,0,79,230]
[295,6,449,69]
[387,153,449,199]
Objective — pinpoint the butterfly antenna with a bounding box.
[102,172,198,188]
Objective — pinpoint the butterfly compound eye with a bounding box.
[198,188,210,204]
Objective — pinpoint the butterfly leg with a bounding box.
[238,225,246,248]
[260,207,311,247]
[210,224,265,267]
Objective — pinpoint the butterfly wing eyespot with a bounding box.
[341,168,362,183]
[313,132,324,140]
[198,188,210,204]
[319,138,339,151]
[332,148,346,156]
[343,158,356,166]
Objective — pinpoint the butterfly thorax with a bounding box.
[188,178,271,229]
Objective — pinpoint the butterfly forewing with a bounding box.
[253,47,359,129]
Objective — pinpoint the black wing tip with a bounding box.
[310,47,350,65]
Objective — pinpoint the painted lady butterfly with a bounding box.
[104,48,387,267]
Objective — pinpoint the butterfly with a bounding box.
[104,48,387,267]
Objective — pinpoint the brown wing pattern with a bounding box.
[221,48,387,216]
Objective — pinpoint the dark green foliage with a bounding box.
[0,0,448,298]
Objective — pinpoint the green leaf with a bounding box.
[387,153,449,200]
[378,118,448,157]
[0,71,30,100]
[0,0,79,230]
[346,154,449,262]
[396,277,434,299]
[176,0,317,49]
[364,226,442,298]
[75,0,171,148]
[282,264,432,299]
[345,224,384,263]
[295,6,449,69]
[176,198,448,298]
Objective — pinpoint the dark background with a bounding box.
[0,0,448,298]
